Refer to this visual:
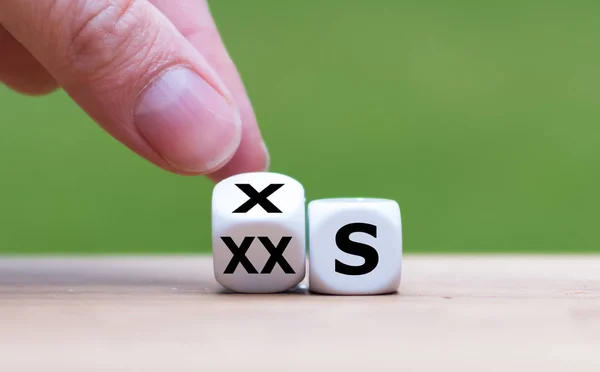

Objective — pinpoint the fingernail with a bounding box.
[134,67,241,173]
[261,141,270,171]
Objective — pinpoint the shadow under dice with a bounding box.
[212,172,306,293]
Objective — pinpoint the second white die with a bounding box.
[308,198,402,295]
[212,172,306,293]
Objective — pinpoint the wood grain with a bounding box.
[1,255,599,371]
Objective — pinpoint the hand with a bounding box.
[0,0,269,182]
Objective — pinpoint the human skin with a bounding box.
[0,0,269,183]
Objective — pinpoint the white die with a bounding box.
[308,198,402,295]
[212,172,306,293]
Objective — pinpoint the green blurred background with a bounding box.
[1,0,599,254]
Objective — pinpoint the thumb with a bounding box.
[0,0,242,175]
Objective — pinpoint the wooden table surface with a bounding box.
[1,254,599,371]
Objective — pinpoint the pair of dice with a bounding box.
[212,172,402,295]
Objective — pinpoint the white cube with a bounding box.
[308,198,402,295]
[212,172,306,293]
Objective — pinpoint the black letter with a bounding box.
[334,223,379,275]
[222,236,258,274]
[258,236,295,274]
[232,184,284,213]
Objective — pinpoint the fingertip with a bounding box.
[1,78,59,96]
[206,136,270,183]
[0,31,60,96]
